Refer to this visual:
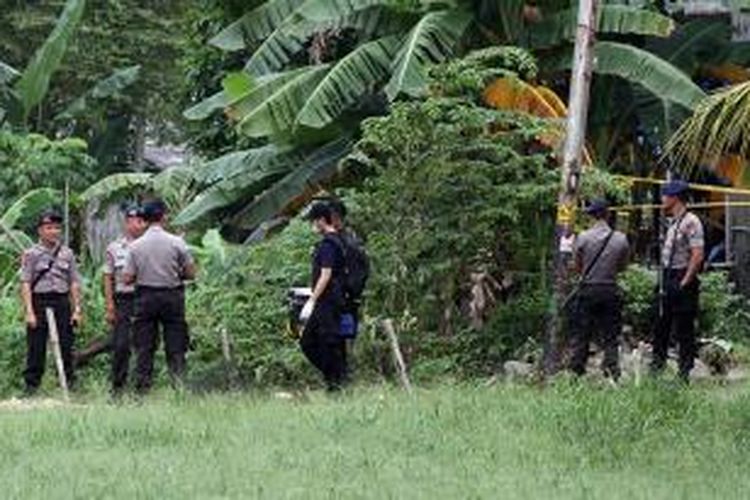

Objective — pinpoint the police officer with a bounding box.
[20,209,82,394]
[299,202,347,391]
[103,204,146,394]
[123,199,195,393]
[569,200,630,380]
[652,180,705,381]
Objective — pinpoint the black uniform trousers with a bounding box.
[25,293,75,390]
[133,287,188,392]
[301,304,346,390]
[569,284,622,379]
[111,293,135,391]
[652,270,699,378]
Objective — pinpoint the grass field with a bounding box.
[1,381,749,499]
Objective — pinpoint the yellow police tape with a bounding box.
[613,175,750,197]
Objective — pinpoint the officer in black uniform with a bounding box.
[20,209,82,394]
[123,200,195,393]
[299,202,347,391]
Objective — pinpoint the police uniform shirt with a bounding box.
[20,243,80,294]
[124,225,193,288]
[662,211,704,270]
[104,236,135,294]
[574,221,630,285]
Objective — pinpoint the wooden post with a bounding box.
[45,307,70,401]
[220,327,232,363]
[543,0,598,376]
[381,319,413,394]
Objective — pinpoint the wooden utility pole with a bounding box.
[542,0,598,376]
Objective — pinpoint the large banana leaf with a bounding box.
[190,144,295,185]
[14,0,86,120]
[244,18,317,76]
[228,136,352,229]
[296,0,392,23]
[528,5,674,49]
[80,172,154,203]
[57,65,141,120]
[296,36,400,128]
[384,9,471,100]
[209,0,305,51]
[183,91,230,121]
[0,61,19,85]
[175,150,300,225]
[593,41,705,110]
[237,64,331,137]
[225,69,310,122]
[0,188,62,229]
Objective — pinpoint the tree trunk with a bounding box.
[542,0,598,376]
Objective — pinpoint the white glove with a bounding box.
[300,298,316,322]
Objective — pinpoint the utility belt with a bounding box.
[115,291,136,299]
[135,285,184,293]
[32,291,69,299]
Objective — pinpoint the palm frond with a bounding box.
[296,36,400,128]
[57,65,141,120]
[0,188,62,229]
[0,61,19,85]
[244,18,317,76]
[666,81,750,168]
[183,91,230,121]
[385,9,471,100]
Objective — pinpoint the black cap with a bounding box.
[37,209,63,227]
[584,199,609,215]
[142,199,167,221]
[123,203,144,218]
[661,179,690,197]
[305,202,333,221]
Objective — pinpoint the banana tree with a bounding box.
[182,0,696,230]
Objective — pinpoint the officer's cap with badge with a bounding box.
[661,179,690,198]
[37,209,63,228]
[122,202,145,219]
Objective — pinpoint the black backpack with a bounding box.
[327,230,370,308]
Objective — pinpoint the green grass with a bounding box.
[1,381,749,499]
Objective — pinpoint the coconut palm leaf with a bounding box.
[237,64,331,137]
[296,36,400,128]
[528,5,674,49]
[667,81,750,168]
[385,9,472,100]
[209,0,305,51]
[228,136,352,229]
[14,0,86,120]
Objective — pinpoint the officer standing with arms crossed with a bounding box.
[652,180,705,382]
[20,209,82,395]
[568,200,630,380]
[103,204,146,395]
[123,199,195,393]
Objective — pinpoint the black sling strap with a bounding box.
[664,212,688,272]
[31,244,62,292]
[580,229,615,284]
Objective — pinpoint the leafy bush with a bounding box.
[0,131,98,210]
[619,264,750,343]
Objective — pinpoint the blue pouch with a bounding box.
[340,313,357,339]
